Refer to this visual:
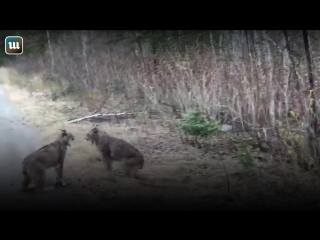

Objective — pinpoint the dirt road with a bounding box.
[0,87,40,192]
[0,86,100,210]
[0,69,111,210]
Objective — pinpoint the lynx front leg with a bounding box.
[102,155,113,171]
[55,164,67,186]
[21,172,32,191]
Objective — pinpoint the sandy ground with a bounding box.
[3,70,320,210]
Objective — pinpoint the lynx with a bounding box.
[85,124,144,178]
[21,130,74,192]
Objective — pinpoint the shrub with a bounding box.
[235,143,254,168]
[178,111,221,138]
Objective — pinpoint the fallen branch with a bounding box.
[91,109,100,115]
[67,112,136,124]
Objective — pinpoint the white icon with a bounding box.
[8,41,20,49]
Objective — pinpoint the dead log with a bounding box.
[67,112,136,124]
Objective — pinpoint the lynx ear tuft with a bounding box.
[59,129,67,137]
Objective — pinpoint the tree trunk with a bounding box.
[303,30,317,130]
[302,30,320,164]
[81,30,90,89]
[46,30,55,76]
[283,30,304,117]
[244,30,257,126]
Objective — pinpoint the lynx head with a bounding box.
[59,131,75,147]
[85,123,99,145]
